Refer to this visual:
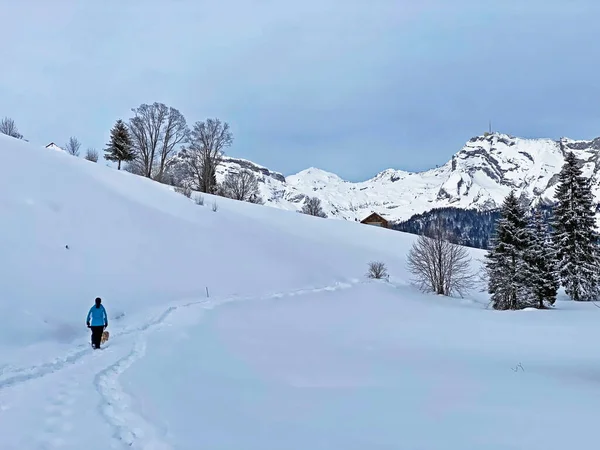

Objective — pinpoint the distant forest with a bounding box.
[393,205,554,250]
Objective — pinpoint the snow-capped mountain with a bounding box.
[216,133,600,223]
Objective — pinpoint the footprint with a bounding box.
[39,376,78,448]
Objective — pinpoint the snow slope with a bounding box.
[209,133,600,224]
[1,135,600,449]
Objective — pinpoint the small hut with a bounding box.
[45,142,64,152]
[360,212,389,228]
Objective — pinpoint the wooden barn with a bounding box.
[360,212,389,228]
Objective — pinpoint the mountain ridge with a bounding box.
[213,132,600,223]
[42,131,600,223]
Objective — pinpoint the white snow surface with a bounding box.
[1,134,600,449]
[217,133,600,223]
[45,142,64,152]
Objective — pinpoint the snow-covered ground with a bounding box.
[1,135,600,449]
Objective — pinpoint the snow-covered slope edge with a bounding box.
[4,136,600,450]
[0,134,429,356]
[212,133,600,223]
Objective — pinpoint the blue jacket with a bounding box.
[87,305,107,327]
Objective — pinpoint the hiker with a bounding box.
[86,297,108,349]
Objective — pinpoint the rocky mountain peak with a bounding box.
[175,132,600,224]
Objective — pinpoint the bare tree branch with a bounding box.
[180,118,232,193]
[65,136,81,156]
[222,169,262,203]
[406,218,475,297]
[85,147,99,162]
[301,196,327,217]
[174,186,192,198]
[0,117,23,139]
[367,261,389,280]
[157,107,188,181]
[128,102,188,180]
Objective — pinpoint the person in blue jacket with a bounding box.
[86,297,108,349]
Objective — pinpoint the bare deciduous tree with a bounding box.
[406,220,475,297]
[85,147,99,162]
[128,102,189,181]
[179,118,232,194]
[301,196,327,218]
[367,261,389,280]
[0,117,23,139]
[65,136,81,156]
[157,107,188,181]
[222,169,262,203]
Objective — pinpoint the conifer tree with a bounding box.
[551,152,600,301]
[524,206,559,308]
[104,119,135,170]
[485,191,532,310]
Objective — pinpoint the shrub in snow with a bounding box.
[175,186,192,198]
[194,194,205,205]
[0,116,24,139]
[367,261,389,280]
[85,148,99,162]
[212,200,218,212]
[301,196,327,218]
[65,136,81,157]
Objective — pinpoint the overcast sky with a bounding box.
[1,0,599,181]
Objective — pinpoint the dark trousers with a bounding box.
[90,326,104,348]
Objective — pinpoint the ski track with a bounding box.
[0,279,359,449]
[93,279,359,449]
[93,336,173,450]
[0,306,184,392]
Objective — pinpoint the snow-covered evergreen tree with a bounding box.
[524,206,559,308]
[485,191,533,310]
[551,152,600,301]
[104,119,135,170]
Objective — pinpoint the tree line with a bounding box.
[485,151,600,309]
[2,104,332,215]
[394,207,502,249]
[101,102,267,204]
[1,104,268,206]
[390,151,600,311]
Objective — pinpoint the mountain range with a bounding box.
[216,132,600,223]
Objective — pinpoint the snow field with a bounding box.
[2,134,600,449]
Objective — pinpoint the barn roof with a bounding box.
[360,212,388,223]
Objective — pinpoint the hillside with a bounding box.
[0,135,416,354]
[1,135,600,449]
[200,133,600,224]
